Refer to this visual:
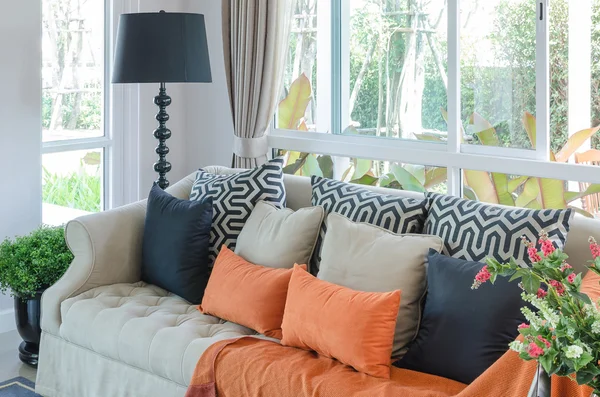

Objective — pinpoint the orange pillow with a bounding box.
[198,246,306,339]
[280,265,401,379]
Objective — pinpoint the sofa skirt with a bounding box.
[36,332,187,397]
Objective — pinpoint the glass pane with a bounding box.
[42,0,104,142]
[279,0,321,132]
[42,149,104,225]
[462,168,600,216]
[461,0,536,149]
[344,0,448,141]
[549,0,600,157]
[277,150,447,194]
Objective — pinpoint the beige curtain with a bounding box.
[222,0,293,168]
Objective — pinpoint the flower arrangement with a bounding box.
[472,231,600,394]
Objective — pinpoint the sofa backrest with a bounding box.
[189,166,600,274]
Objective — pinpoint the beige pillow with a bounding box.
[235,201,324,269]
[317,213,443,359]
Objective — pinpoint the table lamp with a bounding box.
[112,11,212,189]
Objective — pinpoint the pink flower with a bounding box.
[518,323,530,330]
[528,247,542,263]
[537,335,551,348]
[537,288,548,299]
[549,280,565,296]
[560,263,573,272]
[567,273,576,283]
[590,237,600,259]
[528,342,545,358]
[472,265,492,289]
[540,240,555,256]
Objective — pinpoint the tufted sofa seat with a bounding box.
[59,282,256,386]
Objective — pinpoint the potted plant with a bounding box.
[0,225,73,367]
[472,231,600,397]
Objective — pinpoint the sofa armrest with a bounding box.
[41,172,198,335]
[41,200,146,335]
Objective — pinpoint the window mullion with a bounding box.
[447,0,461,196]
[331,0,342,136]
[535,0,550,160]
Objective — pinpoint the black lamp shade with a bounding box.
[112,12,212,84]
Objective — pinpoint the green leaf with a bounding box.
[282,152,308,175]
[539,349,558,375]
[302,155,323,177]
[405,164,426,185]
[350,174,379,186]
[277,73,312,129]
[391,164,426,193]
[424,168,448,189]
[470,113,498,145]
[521,273,540,294]
[537,178,568,209]
[352,159,372,180]
[523,112,536,149]
[574,351,594,372]
[463,170,498,204]
[576,370,596,386]
[414,133,444,142]
[379,173,395,188]
[555,126,600,162]
[317,155,334,179]
[342,125,359,135]
[508,176,529,193]
[491,172,516,206]
[463,186,478,201]
[565,184,600,203]
[516,178,540,207]
[82,151,101,166]
[570,291,592,305]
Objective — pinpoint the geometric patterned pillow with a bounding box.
[424,193,574,267]
[310,176,428,274]
[190,158,286,264]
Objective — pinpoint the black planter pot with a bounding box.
[14,290,43,367]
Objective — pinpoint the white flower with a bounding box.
[521,307,543,330]
[522,292,560,328]
[592,321,600,334]
[564,345,584,359]
[509,341,524,353]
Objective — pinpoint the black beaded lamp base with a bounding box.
[154,82,172,189]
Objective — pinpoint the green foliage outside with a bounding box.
[42,166,101,213]
[42,89,102,131]
[0,225,73,298]
[347,0,600,152]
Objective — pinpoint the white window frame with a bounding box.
[270,0,600,190]
[41,0,138,213]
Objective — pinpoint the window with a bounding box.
[42,0,111,225]
[272,0,600,217]
[277,150,447,193]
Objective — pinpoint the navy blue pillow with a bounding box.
[395,249,527,385]
[142,184,213,304]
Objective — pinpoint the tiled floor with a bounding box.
[0,331,37,383]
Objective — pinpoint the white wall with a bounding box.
[183,1,234,170]
[0,0,42,333]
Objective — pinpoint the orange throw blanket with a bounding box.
[186,273,600,397]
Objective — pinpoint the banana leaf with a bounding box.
[277,73,312,129]
[391,164,426,193]
[554,126,600,162]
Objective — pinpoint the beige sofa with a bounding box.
[35,166,600,397]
